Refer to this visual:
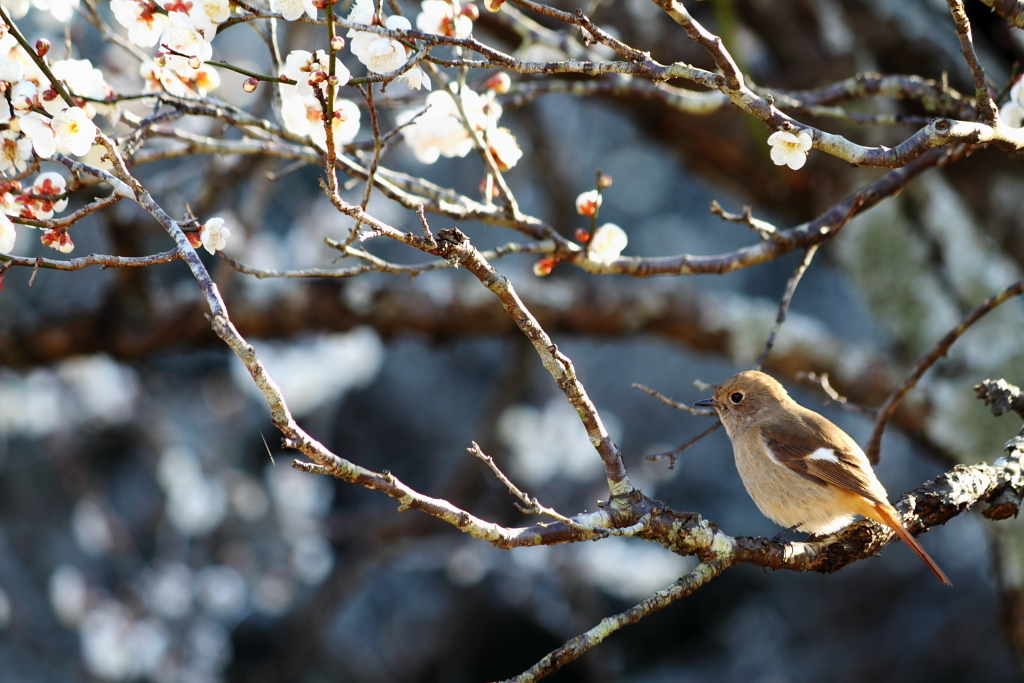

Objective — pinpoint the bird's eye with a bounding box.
[730,392,744,404]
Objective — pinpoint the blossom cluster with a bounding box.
[0,0,521,257]
[0,27,112,253]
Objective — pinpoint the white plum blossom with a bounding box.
[350,16,413,75]
[19,113,58,158]
[397,65,430,91]
[189,0,231,36]
[575,189,601,217]
[416,0,473,38]
[0,212,15,253]
[52,108,99,157]
[10,80,37,117]
[140,61,192,97]
[346,0,376,31]
[200,217,230,254]
[192,64,221,95]
[486,126,521,171]
[160,12,213,76]
[1000,80,1024,128]
[270,0,317,22]
[588,223,627,264]
[280,92,362,148]
[51,59,117,121]
[281,91,321,138]
[397,86,493,163]
[283,50,351,97]
[310,99,361,151]
[33,172,69,214]
[111,0,168,47]
[0,129,33,175]
[767,129,813,170]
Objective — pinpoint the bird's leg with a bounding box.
[770,524,802,542]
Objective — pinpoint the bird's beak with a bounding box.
[693,398,718,408]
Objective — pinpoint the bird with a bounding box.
[693,370,951,586]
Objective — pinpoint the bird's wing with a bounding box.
[761,417,887,506]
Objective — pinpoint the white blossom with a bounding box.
[1002,102,1024,129]
[111,0,168,47]
[416,0,473,38]
[397,86,492,164]
[1000,79,1024,128]
[200,217,231,254]
[397,65,430,91]
[283,49,350,98]
[310,99,361,150]
[270,0,317,22]
[350,16,412,75]
[192,64,220,95]
[19,113,57,158]
[189,0,231,36]
[160,12,213,76]
[280,90,320,138]
[0,212,15,253]
[33,172,69,214]
[51,108,98,157]
[10,80,37,117]
[346,0,376,32]
[767,129,813,170]
[140,61,193,97]
[487,126,521,171]
[0,129,32,175]
[575,189,601,217]
[588,223,627,264]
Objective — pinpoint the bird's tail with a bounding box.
[872,504,952,586]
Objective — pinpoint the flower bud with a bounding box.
[35,38,50,57]
[327,74,339,86]
[462,3,479,19]
[597,174,612,189]
[188,56,202,70]
[330,35,345,51]
[483,72,510,94]
[42,88,58,101]
[243,78,258,93]
[532,257,557,277]
[483,0,503,12]
[574,228,590,243]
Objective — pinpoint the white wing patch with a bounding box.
[807,447,840,463]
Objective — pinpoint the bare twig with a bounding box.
[945,0,998,125]
[500,560,728,683]
[645,421,722,470]
[632,383,716,416]
[796,372,877,415]
[754,245,820,370]
[709,200,777,240]
[866,276,1024,463]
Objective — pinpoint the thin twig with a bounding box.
[945,0,998,125]
[500,561,728,683]
[866,275,1024,463]
[644,421,722,470]
[632,383,715,416]
[796,372,877,415]
[754,244,820,370]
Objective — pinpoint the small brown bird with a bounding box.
[694,370,951,586]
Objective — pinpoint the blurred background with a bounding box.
[1,0,1024,681]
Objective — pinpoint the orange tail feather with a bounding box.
[873,504,952,586]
